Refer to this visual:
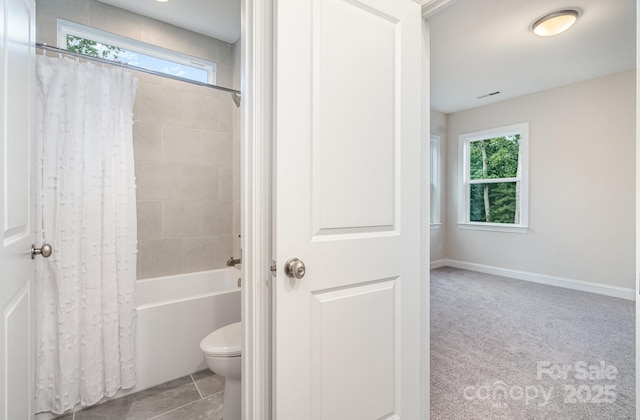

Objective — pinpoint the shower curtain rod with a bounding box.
[35,42,242,105]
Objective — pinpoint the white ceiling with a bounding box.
[429,0,636,113]
[97,0,240,44]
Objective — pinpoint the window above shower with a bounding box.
[57,19,217,85]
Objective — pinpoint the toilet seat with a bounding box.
[200,322,241,357]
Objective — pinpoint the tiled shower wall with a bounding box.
[132,77,236,278]
[36,0,241,279]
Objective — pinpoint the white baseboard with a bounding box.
[432,259,636,301]
[430,259,447,270]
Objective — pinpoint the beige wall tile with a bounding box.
[201,131,232,167]
[232,235,240,261]
[182,92,219,130]
[217,43,233,87]
[218,167,233,201]
[232,104,240,132]
[161,126,201,164]
[35,14,57,45]
[137,201,162,241]
[89,0,141,40]
[232,200,240,234]
[219,235,233,266]
[136,83,182,126]
[202,201,232,235]
[161,77,201,93]
[135,162,182,200]
[36,0,90,25]
[182,166,218,200]
[232,132,240,169]
[202,86,230,100]
[139,17,182,51]
[194,36,220,63]
[138,238,182,279]
[140,19,204,59]
[133,122,161,161]
[232,167,240,201]
[162,201,203,239]
[218,43,233,67]
[218,102,233,134]
[182,236,220,272]
[215,64,233,91]
[131,70,162,86]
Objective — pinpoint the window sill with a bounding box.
[430,223,442,230]
[457,222,528,234]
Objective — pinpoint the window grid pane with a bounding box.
[469,135,521,181]
[469,182,520,224]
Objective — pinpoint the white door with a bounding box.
[0,0,36,419]
[274,0,422,418]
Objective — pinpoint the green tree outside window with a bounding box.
[66,35,123,61]
[468,135,521,224]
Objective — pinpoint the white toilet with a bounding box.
[200,322,241,420]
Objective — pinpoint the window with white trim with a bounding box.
[57,19,216,85]
[430,134,440,225]
[459,122,529,233]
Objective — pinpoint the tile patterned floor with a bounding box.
[55,370,225,420]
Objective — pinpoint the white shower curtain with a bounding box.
[34,55,138,414]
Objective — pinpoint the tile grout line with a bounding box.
[191,373,205,399]
[146,390,225,420]
[146,393,213,420]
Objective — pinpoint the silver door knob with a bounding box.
[284,258,306,279]
[31,243,53,259]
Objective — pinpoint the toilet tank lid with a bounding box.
[200,322,241,356]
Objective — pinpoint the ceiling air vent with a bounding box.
[477,91,501,99]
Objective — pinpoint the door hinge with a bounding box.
[270,260,277,277]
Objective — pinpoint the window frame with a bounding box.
[57,19,217,85]
[458,122,529,233]
[430,134,441,227]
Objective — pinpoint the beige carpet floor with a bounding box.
[430,267,635,419]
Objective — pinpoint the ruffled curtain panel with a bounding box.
[34,55,138,414]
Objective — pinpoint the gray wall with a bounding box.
[36,0,241,279]
[442,70,635,289]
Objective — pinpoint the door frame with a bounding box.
[420,17,431,420]
[636,2,639,419]
[242,1,432,419]
[240,0,274,419]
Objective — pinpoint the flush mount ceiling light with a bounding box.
[532,9,579,37]
[155,0,170,3]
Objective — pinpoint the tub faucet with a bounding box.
[226,256,241,267]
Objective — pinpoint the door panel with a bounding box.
[274,0,422,418]
[312,0,399,234]
[5,0,31,236]
[311,278,398,419]
[0,0,36,418]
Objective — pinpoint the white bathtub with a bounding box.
[134,267,241,391]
